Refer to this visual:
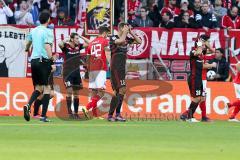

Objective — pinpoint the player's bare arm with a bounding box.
[25,40,32,52]
[105,47,111,65]
[205,40,216,53]
[45,43,52,58]
[86,54,90,70]
[58,40,67,49]
[79,35,90,46]
[193,47,203,56]
[129,27,141,44]
[203,62,217,69]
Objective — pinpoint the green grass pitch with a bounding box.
[0,117,240,160]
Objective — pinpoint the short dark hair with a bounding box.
[200,34,210,41]
[70,32,79,39]
[99,26,110,35]
[141,6,148,12]
[39,11,50,24]
[21,0,27,3]
[202,0,209,5]
[216,48,224,54]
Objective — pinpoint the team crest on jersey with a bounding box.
[127,29,148,57]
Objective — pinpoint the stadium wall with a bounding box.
[0,78,238,120]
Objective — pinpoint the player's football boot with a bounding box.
[107,115,115,122]
[33,114,41,119]
[228,118,240,122]
[23,104,31,121]
[82,107,89,119]
[40,117,51,122]
[180,114,188,121]
[201,117,213,122]
[68,113,75,119]
[115,114,126,122]
[94,117,104,120]
[187,118,200,123]
[74,114,80,120]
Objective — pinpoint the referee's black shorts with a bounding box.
[31,58,52,86]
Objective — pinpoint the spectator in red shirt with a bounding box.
[127,0,141,21]
[160,0,177,16]
[221,6,240,29]
[174,0,194,17]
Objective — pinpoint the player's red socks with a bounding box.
[199,101,207,118]
[86,95,101,116]
[230,106,240,119]
[229,100,240,108]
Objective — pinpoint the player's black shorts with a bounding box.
[188,75,203,98]
[31,58,52,86]
[110,68,126,92]
[63,70,82,90]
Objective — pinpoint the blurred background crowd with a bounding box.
[0,0,240,31]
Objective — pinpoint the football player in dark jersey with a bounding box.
[108,22,141,122]
[180,35,216,122]
[59,33,90,119]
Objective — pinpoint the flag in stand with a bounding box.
[75,0,87,27]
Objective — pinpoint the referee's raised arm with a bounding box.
[23,11,54,122]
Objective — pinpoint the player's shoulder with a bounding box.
[31,26,38,33]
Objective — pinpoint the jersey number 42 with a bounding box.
[91,44,102,57]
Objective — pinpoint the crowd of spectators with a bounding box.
[0,0,76,26]
[1,0,240,30]
[115,0,240,30]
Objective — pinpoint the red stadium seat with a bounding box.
[171,60,187,72]
[153,59,171,68]
[173,73,188,80]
